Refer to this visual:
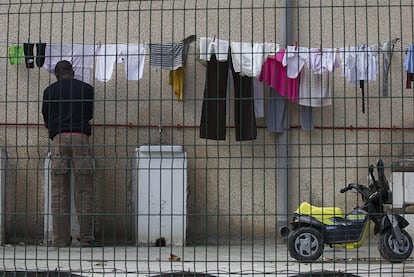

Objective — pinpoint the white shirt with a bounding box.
[309,48,337,74]
[340,45,378,83]
[299,48,338,107]
[230,42,278,77]
[282,46,308,78]
[199,37,230,61]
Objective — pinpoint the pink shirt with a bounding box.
[258,49,300,103]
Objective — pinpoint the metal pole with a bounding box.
[277,0,292,238]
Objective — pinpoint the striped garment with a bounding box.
[149,43,183,70]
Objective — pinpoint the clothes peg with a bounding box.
[208,35,216,55]
[268,45,279,56]
[392,38,400,46]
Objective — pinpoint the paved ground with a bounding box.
[0,243,413,276]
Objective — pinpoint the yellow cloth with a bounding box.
[168,67,184,101]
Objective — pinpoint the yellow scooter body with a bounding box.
[295,202,370,249]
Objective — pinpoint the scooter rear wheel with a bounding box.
[288,227,324,262]
[379,229,413,263]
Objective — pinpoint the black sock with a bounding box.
[23,43,35,68]
[36,42,46,67]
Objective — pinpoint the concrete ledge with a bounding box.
[384,204,414,214]
[391,159,414,172]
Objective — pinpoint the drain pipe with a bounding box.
[277,0,292,240]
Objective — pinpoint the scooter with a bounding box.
[282,159,413,263]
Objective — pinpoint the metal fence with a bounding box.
[1,0,414,276]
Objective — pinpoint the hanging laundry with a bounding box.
[44,43,97,84]
[181,35,196,66]
[266,85,314,133]
[253,78,265,118]
[382,38,399,95]
[199,53,229,140]
[149,43,183,70]
[95,44,146,82]
[404,44,414,89]
[300,106,314,131]
[150,35,196,100]
[341,45,378,83]
[259,49,300,103]
[199,39,257,141]
[120,44,146,81]
[95,44,119,82]
[299,48,339,107]
[299,67,328,107]
[36,42,47,67]
[230,42,278,77]
[309,48,338,74]
[199,37,230,61]
[8,45,24,65]
[340,45,379,113]
[282,45,308,78]
[168,67,184,101]
[266,87,287,133]
[231,60,257,141]
[23,43,35,68]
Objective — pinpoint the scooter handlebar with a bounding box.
[340,183,372,203]
[341,183,365,193]
[340,186,350,193]
[340,183,356,193]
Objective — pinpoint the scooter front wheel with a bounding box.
[288,227,324,262]
[379,229,413,263]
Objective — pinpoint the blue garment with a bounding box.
[300,106,314,131]
[267,88,286,133]
[404,44,414,73]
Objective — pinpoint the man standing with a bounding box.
[42,60,98,247]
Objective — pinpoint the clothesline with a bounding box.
[2,34,197,48]
[197,36,402,51]
[2,36,402,49]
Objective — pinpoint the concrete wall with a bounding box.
[287,0,414,210]
[0,0,413,244]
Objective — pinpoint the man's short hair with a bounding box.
[55,60,73,76]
